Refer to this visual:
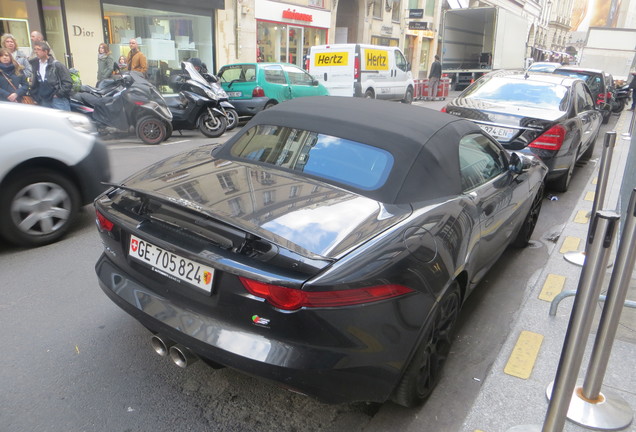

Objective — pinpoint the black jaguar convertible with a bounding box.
[94,97,547,407]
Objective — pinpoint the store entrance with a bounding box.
[257,21,326,68]
[287,25,303,67]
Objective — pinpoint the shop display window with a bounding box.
[103,3,213,93]
[257,21,326,68]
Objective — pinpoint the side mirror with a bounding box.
[312,79,319,86]
[509,152,529,174]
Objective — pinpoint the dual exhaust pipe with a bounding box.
[151,334,198,368]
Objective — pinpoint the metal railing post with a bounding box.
[564,131,616,266]
[543,211,620,432]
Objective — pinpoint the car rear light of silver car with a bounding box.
[239,277,414,311]
[528,125,566,151]
[252,86,265,98]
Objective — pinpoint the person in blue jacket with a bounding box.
[0,48,29,102]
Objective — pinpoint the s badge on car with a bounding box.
[252,315,270,326]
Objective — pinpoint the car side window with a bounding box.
[264,66,286,84]
[575,83,595,112]
[283,65,314,86]
[459,133,507,191]
[395,50,408,72]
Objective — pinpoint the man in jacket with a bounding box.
[127,38,147,77]
[29,41,72,110]
[428,55,442,101]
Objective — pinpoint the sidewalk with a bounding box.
[461,110,636,431]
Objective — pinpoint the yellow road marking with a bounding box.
[560,236,581,254]
[539,274,566,302]
[584,191,595,201]
[504,331,544,379]
[574,210,590,224]
[592,176,598,185]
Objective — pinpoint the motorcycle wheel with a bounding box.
[136,116,167,145]
[612,99,625,113]
[199,112,227,138]
[225,109,239,131]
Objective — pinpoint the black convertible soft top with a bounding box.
[215,96,485,204]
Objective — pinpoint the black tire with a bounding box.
[225,109,239,130]
[611,99,625,113]
[402,87,414,104]
[551,156,575,193]
[365,89,375,99]
[136,116,167,145]
[580,136,596,161]
[512,183,544,248]
[601,107,611,124]
[0,169,80,247]
[392,282,461,408]
[198,112,227,138]
[165,121,173,140]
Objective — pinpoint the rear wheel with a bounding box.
[225,108,239,130]
[551,156,575,193]
[264,101,277,110]
[136,116,167,145]
[612,99,625,113]
[365,89,375,99]
[512,183,544,248]
[402,87,414,104]
[391,282,461,407]
[198,111,227,138]
[601,106,611,124]
[0,169,80,247]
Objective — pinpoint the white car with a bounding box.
[0,103,111,247]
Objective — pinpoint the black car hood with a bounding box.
[118,145,412,260]
[447,98,566,126]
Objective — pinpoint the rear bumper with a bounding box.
[95,254,423,404]
[227,97,269,117]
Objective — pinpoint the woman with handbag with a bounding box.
[97,43,117,85]
[0,48,29,103]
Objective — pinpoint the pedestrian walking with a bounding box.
[97,43,117,85]
[1,33,31,79]
[29,31,56,60]
[0,48,29,103]
[29,41,72,110]
[126,39,147,76]
[429,55,442,101]
[628,71,636,111]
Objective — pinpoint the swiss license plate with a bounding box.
[128,235,214,293]
[227,91,242,97]
[479,124,516,141]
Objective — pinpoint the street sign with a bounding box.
[409,9,424,18]
[409,21,428,30]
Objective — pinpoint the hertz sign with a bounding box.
[315,52,349,66]
[364,49,389,70]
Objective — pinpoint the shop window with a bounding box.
[103,3,213,93]
[0,18,30,55]
[256,21,326,67]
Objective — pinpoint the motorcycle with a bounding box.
[165,62,231,138]
[203,73,239,130]
[611,84,630,113]
[71,72,172,145]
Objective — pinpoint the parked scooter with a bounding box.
[165,62,229,138]
[71,72,172,145]
[611,84,630,113]
[186,58,239,130]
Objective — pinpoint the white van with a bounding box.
[306,44,415,103]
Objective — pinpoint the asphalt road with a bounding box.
[0,103,621,432]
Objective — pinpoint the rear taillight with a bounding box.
[252,86,265,97]
[95,209,114,232]
[239,277,414,311]
[354,56,360,80]
[440,106,447,113]
[529,125,566,150]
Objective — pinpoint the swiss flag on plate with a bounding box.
[131,238,139,252]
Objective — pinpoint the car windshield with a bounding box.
[462,77,569,111]
[553,70,603,94]
[229,125,394,191]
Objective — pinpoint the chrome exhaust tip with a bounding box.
[150,334,175,357]
[169,344,199,368]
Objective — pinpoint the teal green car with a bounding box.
[217,62,329,117]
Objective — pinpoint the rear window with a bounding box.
[229,125,394,190]
[219,65,256,83]
[554,70,603,94]
[463,77,569,111]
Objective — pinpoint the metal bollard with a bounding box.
[570,189,636,430]
[543,211,620,432]
[564,131,616,267]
